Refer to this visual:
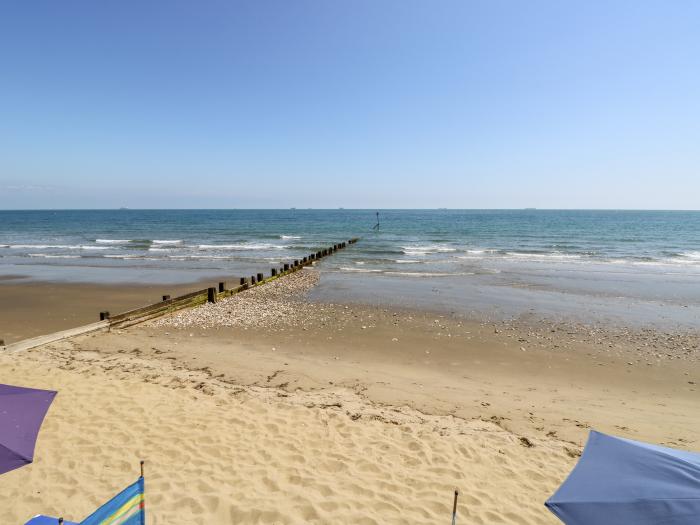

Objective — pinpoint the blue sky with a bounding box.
[1,1,698,209]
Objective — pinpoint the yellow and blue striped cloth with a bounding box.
[80,477,145,525]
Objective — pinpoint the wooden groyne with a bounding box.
[1,238,359,353]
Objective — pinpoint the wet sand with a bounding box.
[0,278,226,344]
[0,270,698,523]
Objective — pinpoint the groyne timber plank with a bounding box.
[3,320,110,353]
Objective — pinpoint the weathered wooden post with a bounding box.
[271,268,277,277]
[100,311,110,321]
[283,263,290,271]
[162,295,170,301]
[294,259,299,266]
[257,272,264,283]
[250,275,256,284]
[218,282,226,293]
[207,287,217,303]
[303,257,307,263]
[240,277,247,286]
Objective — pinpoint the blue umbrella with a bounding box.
[546,430,700,524]
[0,383,57,475]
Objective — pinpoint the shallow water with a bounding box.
[1,209,699,326]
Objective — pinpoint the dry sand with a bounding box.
[1,269,698,524]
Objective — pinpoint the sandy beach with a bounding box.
[1,269,698,523]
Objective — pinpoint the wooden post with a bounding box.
[283,263,290,271]
[140,460,145,525]
[257,272,264,283]
[218,282,226,293]
[271,268,277,277]
[0,338,4,347]
[452,489,459,525]
[100,311,110,321]
[303,257,307,263]
[162,295,170,301]
[250,275,256,284]
[207,287,217,303]
[240,277,247,286]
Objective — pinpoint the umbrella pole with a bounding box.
[140,460,145,525]
[451,489,459,525]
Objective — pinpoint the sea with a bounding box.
[1,209,699,326]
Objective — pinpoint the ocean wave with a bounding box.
[8,244,111,251]
[280,235,301,240]
[505,252,582,260]
[28,254,81,259]
[96,239,130,244]
[339,267,383,273]
[152,239,183,245]
[8,244,81,249]
[385,271,465,277]
[197,243,285,251]
[680,251,700,260]
[167,254,233,260]
[402,244,457,255]
[395,259,421,263]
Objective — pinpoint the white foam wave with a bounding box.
[339,267,382,273]
[9,244,80,249]
[280,235,301,240]
[197,243,284,251]
[167,254,233,260]
[96,239,130,244]
[9,244,110,250]
[402,245,457,256]
[395,259,421,263]
[385,271,462,277]
[28,254,81,259]
[505,252,581,260]
[680,251,700,260]
[152,239,183,245]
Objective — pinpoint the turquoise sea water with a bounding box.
[0,209,699,282]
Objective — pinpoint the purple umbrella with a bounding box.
[0,383,57,475]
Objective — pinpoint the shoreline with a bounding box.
[2,267,700,345]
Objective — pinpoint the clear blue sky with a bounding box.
[1,1,698,209]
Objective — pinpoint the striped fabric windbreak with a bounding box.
[80,477,145,525]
